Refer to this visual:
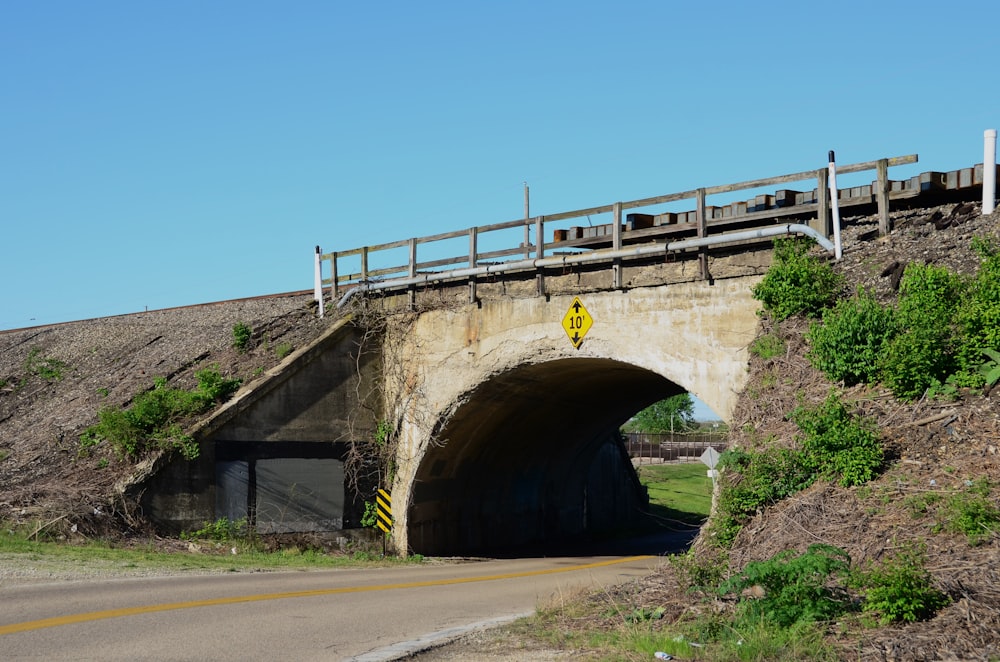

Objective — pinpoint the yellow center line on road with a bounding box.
[1,555,653,636]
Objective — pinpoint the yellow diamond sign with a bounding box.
[562,297,593,349]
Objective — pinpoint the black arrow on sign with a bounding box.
[572,300,582,313]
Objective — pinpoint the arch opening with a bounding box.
[407,357,687,556]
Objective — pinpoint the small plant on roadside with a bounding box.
[750,333,786,360]
[880,263,963,400]
[791,391,883,487]
[806,288,896,386]
[23,347,68,382]
[360,501,379,529]
[851,543,949,625]
[668,548,728,593]
[79,367,241,460]
[752,237,843,321]
[656,615,838,661]
[275,342,294,359]
[937,479,1000,545]
[953,236,1000,386]
[977,348,1000,388]
[182,517,250,542]
[712,446,815,547]
[192,367,242,403]
[232,321,253,353]
[720,544,853,627]
[903,490,942,519]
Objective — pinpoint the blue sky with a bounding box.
[3,0,998,341]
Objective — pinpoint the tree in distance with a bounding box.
[624,393,696,433]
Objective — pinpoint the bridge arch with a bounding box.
[387,277,762,555]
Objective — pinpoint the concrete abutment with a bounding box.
[138,267,765,556]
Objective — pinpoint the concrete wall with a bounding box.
[140,318,381,533]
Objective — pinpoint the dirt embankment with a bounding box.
[0,292,333,533]
[631,203,1000,661]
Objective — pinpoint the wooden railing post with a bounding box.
[523,183,531,259]
[612,202,623,289]
[876,158,891,236]
[696,188,709,280]
[361,246,369,282]
[468,227,478,304]
[330,251,339,299]
[816,168,830,237]
[408,238,417,308]
[535,215,545,296]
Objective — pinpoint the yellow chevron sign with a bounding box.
[376,488,392,533]
[561,297,593,349]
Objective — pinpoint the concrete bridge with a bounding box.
[140,153,955,555]
[141,245,770,556]
[390,272,762,555]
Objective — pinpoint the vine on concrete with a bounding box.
[341,291,455,532]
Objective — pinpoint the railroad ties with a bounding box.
[553,163,1000,245]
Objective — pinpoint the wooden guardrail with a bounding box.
[623,432,727,464]
[317,154,922,303]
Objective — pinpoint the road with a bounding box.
[1,553,664,661]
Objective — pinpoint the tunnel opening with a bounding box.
[407,357,695,557]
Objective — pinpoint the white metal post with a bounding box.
[313,246,325,318]
[828,151,843,260]
[984,129,997,216]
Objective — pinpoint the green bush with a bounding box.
[806,289,896,386]
[881,325,954,401]
[713,447,815,547]
[80,367,241,460]
[978,348,1000,387]
[758,233,999,397]
[232,321,253,353]
[712,394,881,547]
[182,517,249,542]
[791,392,883,487]
[880,263,962,400]
[717,543,946,629]
[954,237,1000,386]
[361,501,378,529]
[752,237,843,321]
[750,333,785,360]
[941,479,1000,545]
[852,544,949,625]
[720,544,853,627]
[668,548,728,592]
[897,262,964,327]
[23,348,68,382]
[193,367,242,403]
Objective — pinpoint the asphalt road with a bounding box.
[1,553,664,661]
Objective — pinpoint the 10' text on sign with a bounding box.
[562,297,593,349]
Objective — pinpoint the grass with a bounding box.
[637,461,714,527]
[0,525,422,575]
